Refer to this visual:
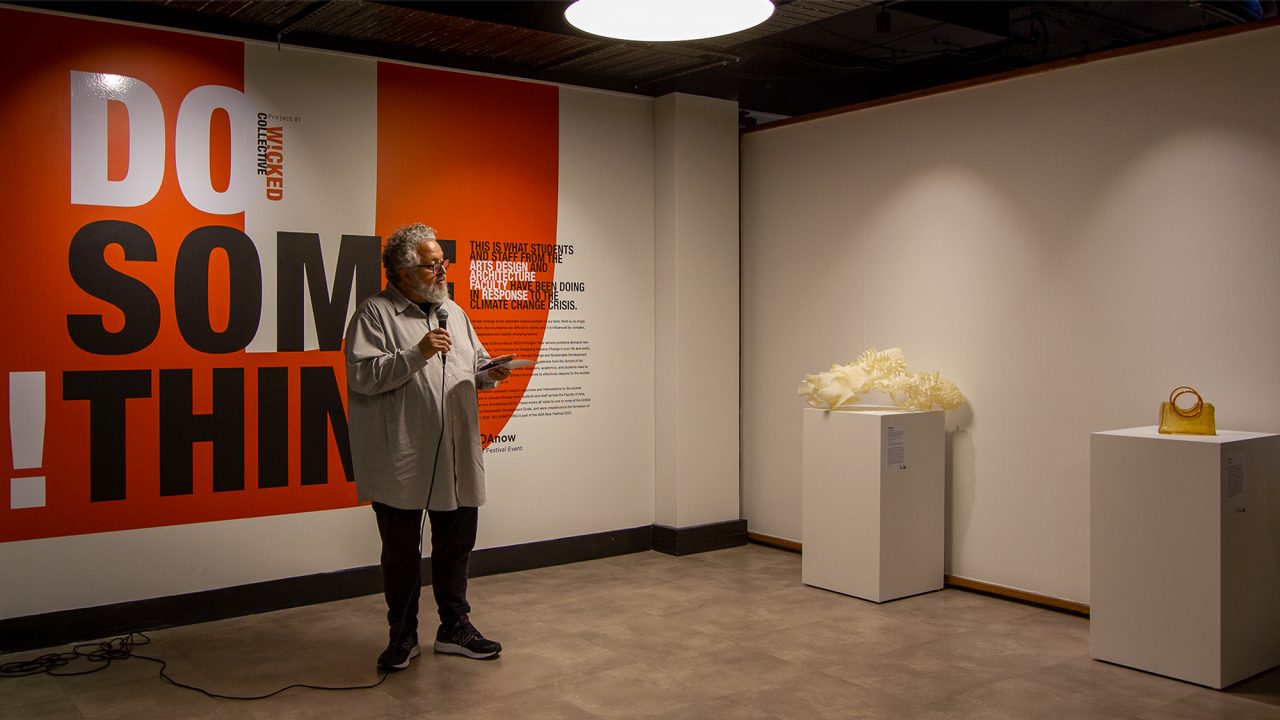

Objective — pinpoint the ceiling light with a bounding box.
[565,0,775,42]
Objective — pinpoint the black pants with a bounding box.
[373,502,477,640]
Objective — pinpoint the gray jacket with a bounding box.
[344,284,498,510]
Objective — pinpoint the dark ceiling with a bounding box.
[10,1,1279,125]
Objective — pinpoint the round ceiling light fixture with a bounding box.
[565,0,775,42]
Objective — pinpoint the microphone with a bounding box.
[435,305,449,360]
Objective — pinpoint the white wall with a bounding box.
[654,94,742,529]
[481,86,657,547]
[741,25,1280,603]
[0,85,658,620]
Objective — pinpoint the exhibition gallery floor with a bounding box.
[6,545,1280,719]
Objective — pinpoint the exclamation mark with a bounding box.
[9,372,46,509]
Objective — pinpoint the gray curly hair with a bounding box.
[382,223,437,282]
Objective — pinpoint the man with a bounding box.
[344,223,511,671]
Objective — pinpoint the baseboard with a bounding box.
[0,524,654,654]
[0,567,384,656]
[746,531,1090,616]
[470,525,653,577]
[652,519,749,556]
[5,522,1082,654]
[943,575,1090,616]
[747,531,801,553]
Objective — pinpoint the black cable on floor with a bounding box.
[0,632,390,699]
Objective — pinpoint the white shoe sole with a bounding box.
[380,644,421,671]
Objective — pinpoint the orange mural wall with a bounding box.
[0,8,559,543]
[375,62,559,443]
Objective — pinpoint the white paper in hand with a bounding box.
[476,355,533,373]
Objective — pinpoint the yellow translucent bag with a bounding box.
[1158,386,1216,435]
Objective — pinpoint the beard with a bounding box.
[408,276,449,305]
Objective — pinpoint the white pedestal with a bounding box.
[802,407,945,602]
[1090,426,1280,688]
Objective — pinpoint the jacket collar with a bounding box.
[384,281,417,315]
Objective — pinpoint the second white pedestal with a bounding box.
[802,407,945,602]
[1091,426,1280,688]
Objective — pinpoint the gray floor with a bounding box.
[5,544,1280,719]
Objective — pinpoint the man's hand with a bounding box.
[418,328,452,358]
[489,364,512,381]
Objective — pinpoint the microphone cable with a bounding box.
[0,632,391,699]
[380,336,448,675]
[425,331,448,509]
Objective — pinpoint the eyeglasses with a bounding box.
[409,259,449,273]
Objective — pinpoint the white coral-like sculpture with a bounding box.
[798,347,964,412]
